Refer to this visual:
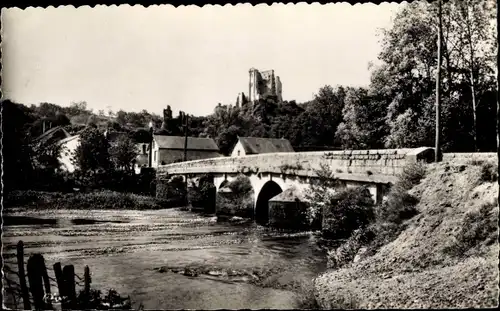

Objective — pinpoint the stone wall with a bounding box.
[157,147,435,183]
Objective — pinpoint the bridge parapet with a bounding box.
[157,147,435,183]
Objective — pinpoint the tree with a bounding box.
[1,100,36,190]
[216,125,241,155]
[335,87,389,149]
[32,139,63,172]
[109,136,138,172]
[116,110,127,126]
[74,127,111,174]
[370,0,496,151]
[450,0,497,151]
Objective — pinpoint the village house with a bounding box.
[149,134,222,168]
[57,134,81,173]
[33,125,71,146]
[230,137,294,157]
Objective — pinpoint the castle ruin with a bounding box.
[248,68,283,103]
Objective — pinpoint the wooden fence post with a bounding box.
[27,254,46,310]
[53,263,65,297]
[16,241,31,310]
[83,265,91,307]
[84,265,91,297]
[62,265,76,307]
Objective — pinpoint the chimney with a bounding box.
[42,120,46,134]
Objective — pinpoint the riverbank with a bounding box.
[4,190,176,210]
[313,160,499,308]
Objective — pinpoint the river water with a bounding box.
[2,208,327,309]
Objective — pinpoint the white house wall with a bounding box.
[58,136,81,173]
[230,141,246,157]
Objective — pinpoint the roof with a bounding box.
[153,135,220,151]
[236,137,294,154]
[57,134,80,145]
[33,126,71,144]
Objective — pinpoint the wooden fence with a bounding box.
[2,240,129,310]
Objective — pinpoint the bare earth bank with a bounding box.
[314,161,499,309]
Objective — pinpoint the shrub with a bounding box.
[321,186,375,240]
[76,288,131,309]
[396,162,426,191]
[375,162,425,224]
[444,201,498,257]
[157,176,186,206]
[306,162,340,226]
[216,175,254,218]
[227,174,253,195]
[480,162,498,182]
[5,190,163,210]
[327,227,375,269]
[376,186,419,224]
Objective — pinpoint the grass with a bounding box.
[5,189,168,210]
[480,162,498,182]
[443,200,499,257]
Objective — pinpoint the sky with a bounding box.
[1,3,400,117]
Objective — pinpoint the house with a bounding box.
[231,137,294,157]
[150,135,222,167]
[57,134,81,173]
[33,125,71,146]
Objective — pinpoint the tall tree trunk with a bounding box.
[496,0,499,202]
[463,3,478,151]
[435,0,443,162]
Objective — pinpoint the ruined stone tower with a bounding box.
[248,68,283,103]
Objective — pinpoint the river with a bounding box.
[2,208,327,309]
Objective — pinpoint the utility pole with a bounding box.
[183,112,189,162]
[497,0,499,200]
[435,0,443,163]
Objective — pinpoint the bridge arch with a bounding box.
[255,180,283,225]
[219,179,230,190]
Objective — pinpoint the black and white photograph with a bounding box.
[1,1,499,309]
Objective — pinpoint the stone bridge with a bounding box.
[156,147,435,223]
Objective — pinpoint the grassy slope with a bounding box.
[314,161,499,309]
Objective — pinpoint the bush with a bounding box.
[376,186,419,224]
[5,190,164,210]
[480,162,498,182]
[397,162,427,191]
[444,201,498,257]
[156,176,187,206]
[227,174,253,195]
[327,227,375,269]
[76,288,131,309]
[321,186,374,240]
[375,162,425,224]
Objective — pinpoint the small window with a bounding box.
[237,150,241,156]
